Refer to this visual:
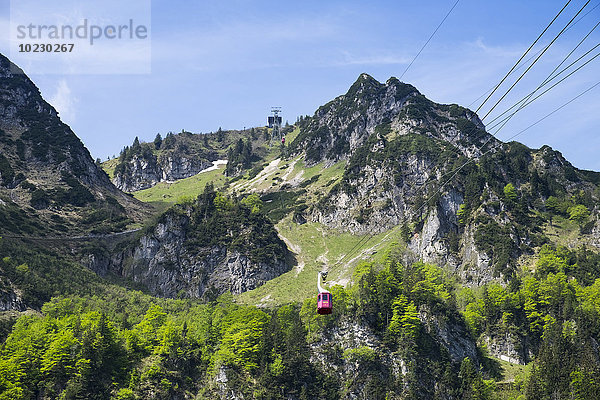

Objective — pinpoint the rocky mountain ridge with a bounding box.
[289,74,600,285]
[110,127,274,192]
[112,134,218,192]
[290,73,491,165]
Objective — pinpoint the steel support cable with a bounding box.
[399,0,461,80]
[480,0,592,121]
[469,1,600,108]
[417,47,600,214]
[411,79,600,226]
[485,39,600,129]
[487,18,600,132]
[475,0,573,113]
[422,43,600,190]
[493,80,600,144]
[335,55,599,267]
[485,16,600,127]
[426,6,600,195]
[488,46,600,133]
[335,228,377,268]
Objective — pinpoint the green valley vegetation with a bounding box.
[0,249,486,399]
[460,243,600,399]
[5,243,600,398]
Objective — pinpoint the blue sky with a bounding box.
[2,0,600,170]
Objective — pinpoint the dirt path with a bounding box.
[276,227,305,275]
[1,228,141,241]
[280,158,298,182]
[233,158,281,192]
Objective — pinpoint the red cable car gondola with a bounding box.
[317,291,332,315]
[316,271,332,315]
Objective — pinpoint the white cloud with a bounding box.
[333,51,410,66]
[49,79,77,123]
[469,38,525,58]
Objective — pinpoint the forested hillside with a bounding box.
[3,244,600,399]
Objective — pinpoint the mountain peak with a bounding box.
[0,53,25,78]
[290,74,487,165]
[358,72,375,81]
[346,73,383,97]
[346,73,420,99]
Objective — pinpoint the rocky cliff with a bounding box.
[0,286,24,312]
[127,209,289,298]
[305,307,479,399]
[84,190,292,299]
[111,128,270,192]
[112,145,215,192]
[0,53,148,234]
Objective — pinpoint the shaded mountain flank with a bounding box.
[0,53,149,236]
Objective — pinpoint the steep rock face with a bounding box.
[0,55,105,185]
[112,154,161,192]
[294,74,600,284]
[482,333,531,365]
[83,196,292,299]
[124,212,289,298]
[307,310,478,399]
[113,153,213,192]
[110,128,267,192]
[417,306,479,363]
[0,287,24,312]
[0,53,146,234]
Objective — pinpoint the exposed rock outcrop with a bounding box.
[482,332,531,365]
[307,310,478,399]
[124,212,288,298]
[113,153,214,192]
[83,196,292,299]
[0,288,24,312]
